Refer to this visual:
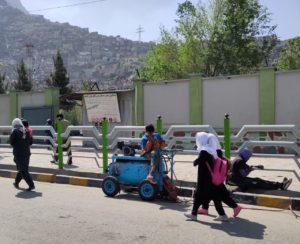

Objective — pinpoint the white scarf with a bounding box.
[195,132,209,152]
[12,118,26,139]
[201,133,219,159]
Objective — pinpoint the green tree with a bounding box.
[15,59,32,91]
[47,50,74,110]
[277,37,300,70]
[140,28,184,80]
[140,0,277,80]
[0,72,5,94]
[209,0,277,75]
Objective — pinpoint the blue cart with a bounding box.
[102,149,180,201]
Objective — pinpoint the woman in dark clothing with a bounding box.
[184,132,227,221]
[230,149,292,191]
[10,118,35,191]
[199,150,241,219]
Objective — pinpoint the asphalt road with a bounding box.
[0,178,299,244]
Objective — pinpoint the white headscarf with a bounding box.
[201,133,219,159]
[12,118,26,139]
[195,132,209,152]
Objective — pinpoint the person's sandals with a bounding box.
[26,186,35,192]
[215,215,229,222]
[13,182,19,189]
[282,178,292,190]
[184,212,197,221]
[233,205,242,217]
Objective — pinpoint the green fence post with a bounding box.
[224,114,231,159]
[101,117,108,173]
[156,116,163,136]
[57,120,64,169]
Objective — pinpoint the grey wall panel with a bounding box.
[203,75,259,129]
[144,81,189,127]
[276,71,300,125]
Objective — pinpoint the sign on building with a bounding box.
[84,93,121,123]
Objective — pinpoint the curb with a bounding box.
[0,169,102,188]
[1,169,299,210]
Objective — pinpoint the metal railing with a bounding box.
[1,124,300,159]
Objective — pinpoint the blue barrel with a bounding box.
[109,156,151,185]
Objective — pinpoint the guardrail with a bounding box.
[1,123,300,171]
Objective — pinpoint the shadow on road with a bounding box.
[63,164,79,169]
[110,193,191,213]
[15,191,42,199]
[198,217,266,240]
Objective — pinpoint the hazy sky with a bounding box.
[20,0,300,42]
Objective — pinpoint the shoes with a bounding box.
[282,178,292,190]
[233,205,242,217]
[184,212,197,221]
[13,182,19,189]
[26,186,35,192]
[198,208,209,215]
[215,215,229,222]
[147,175,157,184]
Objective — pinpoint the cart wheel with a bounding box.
[138,180,158,201]
[102,176,120,197]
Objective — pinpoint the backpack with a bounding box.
[206,157,228,186]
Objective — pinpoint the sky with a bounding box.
[20,0,300,42]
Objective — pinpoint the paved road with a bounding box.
[0,178,299,244]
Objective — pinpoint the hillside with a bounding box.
[0,0,153,90]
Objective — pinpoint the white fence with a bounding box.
[1,125,300,158]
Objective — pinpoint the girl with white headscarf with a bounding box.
[185,133,242,221]
[199,133,242,219]
[185,132,221,220]
[10,118,35,191]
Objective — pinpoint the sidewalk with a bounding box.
[1,147,300,208]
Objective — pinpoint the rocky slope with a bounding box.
[0,0,153,90]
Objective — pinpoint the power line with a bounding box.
[28,0,106,12]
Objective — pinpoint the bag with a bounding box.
[206,158,227,186]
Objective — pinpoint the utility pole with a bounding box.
[136,25,144,42]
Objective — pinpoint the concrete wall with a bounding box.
[203,74,259,129]
[276,70,300,125]
[0,94,10,125]
[134,69,300,129]
[0,88,59,125]
[17,92,45,116]
[143,80,190,127]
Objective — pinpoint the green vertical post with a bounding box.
[224,114,231,159]
[10,91,18,121]
[57,120,64,169]
[101,117,108,173]
[189,74,203,124]
[45,87,60,119]
[259,68,275,124]
[134,79,144,125]
[156,116,163,136]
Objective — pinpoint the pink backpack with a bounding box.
[206,158,228,186]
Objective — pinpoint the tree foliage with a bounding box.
[140,0,277,80]
[0,72,5,94]
[15,59,32,91]
[277,37,300,70]
[47,50,74,110]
